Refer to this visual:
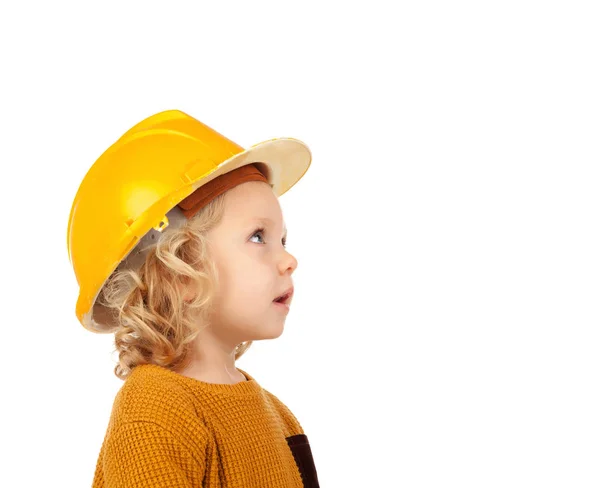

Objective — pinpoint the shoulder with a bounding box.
[262,388,305,436]
[108,364,209,442]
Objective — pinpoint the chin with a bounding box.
[259,321,285,340]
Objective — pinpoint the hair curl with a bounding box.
[96,192,253,381]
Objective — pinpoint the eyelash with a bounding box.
[251,227,287,248]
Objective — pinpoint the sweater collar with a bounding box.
[136,363,263,396]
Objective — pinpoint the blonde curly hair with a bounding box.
[96,192,253,381]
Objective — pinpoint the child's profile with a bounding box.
[67,109,320,487]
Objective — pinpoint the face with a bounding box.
[203,180,298,345]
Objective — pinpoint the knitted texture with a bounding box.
[91,364,320,487]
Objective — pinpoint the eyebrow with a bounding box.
[254,217,287,238]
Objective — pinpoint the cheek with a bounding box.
[244,283,274,310]
[223,271,270,301]
[219,257,273,301]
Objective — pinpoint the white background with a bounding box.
[1,1,599,487]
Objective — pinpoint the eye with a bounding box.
[250,227,287,248]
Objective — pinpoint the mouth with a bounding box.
[273,286,294,306]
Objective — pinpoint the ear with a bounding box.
[182,288,196,302]
[176,277,196,303]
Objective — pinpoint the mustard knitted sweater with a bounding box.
[91,363,320,487]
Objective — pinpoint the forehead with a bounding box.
[223,181,286,231]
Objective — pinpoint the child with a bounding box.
[67,109,320,487]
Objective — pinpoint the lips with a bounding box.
[273,286,294,305]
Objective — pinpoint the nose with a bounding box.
[280,249,298,274]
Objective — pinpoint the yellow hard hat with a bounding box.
[66,109,312,333]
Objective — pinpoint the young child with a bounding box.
[67,109,320,487]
